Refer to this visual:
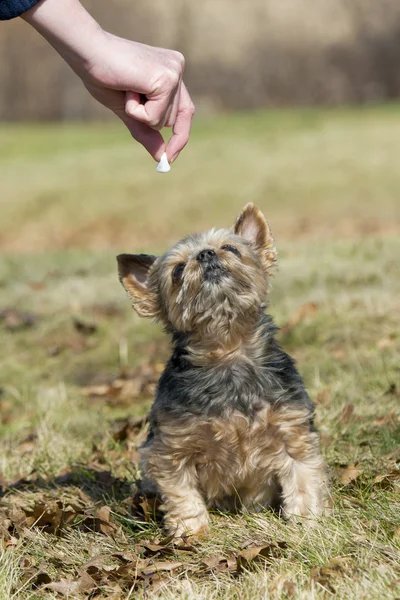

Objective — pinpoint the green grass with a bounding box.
[0,107,399,599]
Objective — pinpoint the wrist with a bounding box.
[22,0,106,77]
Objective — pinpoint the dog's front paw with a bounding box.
[282,492,322,523]
[165,513,209,540]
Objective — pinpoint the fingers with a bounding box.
[121,116,166,161]
[164,78,182,128]
[125,90,141,116]
[125,75,180,131]
[123,79,194,164]
[165,82,195,163]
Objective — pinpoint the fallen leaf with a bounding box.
[316,389,331,405]
[0,309,38,331]
[90,303,124,319]
[281,302,319,335]
[377,336,395,349]
[28,281,46,291]
[73,317,97,336]
[201,555,237,573]
[131,494,161,522]
[81,505,119,537]
[339,464,362,485]
[339,403,356,424]
[80,361,163,404]
[373,469,400,490]
[269,574,296,598]
[110,416,148,442]
[237,542,287,571]
[310,556,351,593]
[45,572,96,597]
[383,383,398,397]
[141,561,183,576]
[21,568,52,589]
[135,541,175,558]
[374,410,399,427]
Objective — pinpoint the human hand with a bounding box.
[22,0,195,162]
[82,33,194,163]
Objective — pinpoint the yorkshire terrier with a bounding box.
[117,204,326,538]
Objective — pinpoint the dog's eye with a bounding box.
[221,244,241,257]
[172,263,186,282]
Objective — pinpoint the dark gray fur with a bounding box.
[146,312,315,437]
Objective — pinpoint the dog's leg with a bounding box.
[278,453,325,520]
[141,446,209,538]
[270,410,326,521]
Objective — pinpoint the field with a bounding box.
[0,107,399,599]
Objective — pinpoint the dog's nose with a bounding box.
[197,249,217,264]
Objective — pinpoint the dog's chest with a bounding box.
[192,408,282,498]
[160,358,272,416]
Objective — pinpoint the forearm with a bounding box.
[21,0,105,77]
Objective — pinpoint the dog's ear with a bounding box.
[117,254,159,318]
[234,203,277,274]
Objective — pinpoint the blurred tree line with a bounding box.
[1,0,400,120]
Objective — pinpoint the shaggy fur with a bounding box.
[117,204,327,538]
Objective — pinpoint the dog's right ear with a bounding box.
[117,254,159,318]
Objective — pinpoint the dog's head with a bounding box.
[117,204,277,334]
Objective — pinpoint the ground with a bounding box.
[0,107,399,599]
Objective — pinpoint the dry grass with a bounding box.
[0,108,399,599]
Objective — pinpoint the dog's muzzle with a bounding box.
[197,249,227,282]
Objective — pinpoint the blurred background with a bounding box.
[2,0,400,119]
[1,0,400,254]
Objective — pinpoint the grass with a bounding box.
[0,106,399,599]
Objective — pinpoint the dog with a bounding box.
[117,204,326,538]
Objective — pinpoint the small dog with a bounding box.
[117,204,326,538]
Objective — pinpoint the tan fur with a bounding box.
[118,205,326,538]
[141,405,326,537]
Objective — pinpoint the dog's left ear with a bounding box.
[117,254,159,318]
[234,203,277,274]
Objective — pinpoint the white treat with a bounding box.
[156,152,171,173]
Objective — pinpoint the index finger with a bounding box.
[165,83,195,163]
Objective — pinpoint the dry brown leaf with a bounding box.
[22,499,84,534]
[382,447,400,463]
[237,542,287,571]
[339,464,362,485]
[131,494,161,522]
[141,560,183,576]
[28,281,47,291]
[383,383,398,397]
[316,389,331,406]
[90,303,123,319]
[80,361,163,404]
[281,302,319,335]
[0,309,38,331]
[311,556,352,593]
[373,469,400,490]
[21,568,52,589]
[201,556,237,573]
[339,403,355,424]
[45,571,96,596]
[374,410,399,427]
[73,317,97,336]
[135,541,175,558]
[81,505,119,536]
[269,574,296,598]
[110,416,148,442]
[377,337,395,349]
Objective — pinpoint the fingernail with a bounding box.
[170,152,180,164]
